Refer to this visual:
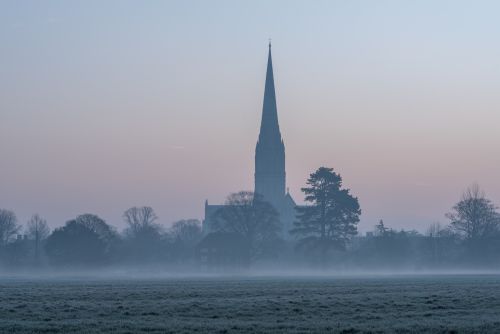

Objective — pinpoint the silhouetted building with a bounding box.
[204,43,297,238]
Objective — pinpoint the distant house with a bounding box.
[195,232,250,271]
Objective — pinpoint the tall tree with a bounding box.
[123,206,160,238]
[212,191,281,260]
[0,209,20,247]
[446,184,500,241]
[45,214,115,266]
[26,214,50,262]
[375,219,389,237]
[75,214,116,243]
[122,206,164,262]
[291,167,361,264]
[170,219,203,263]
[170,219,202,247]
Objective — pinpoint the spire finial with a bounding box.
[268,38,272,49]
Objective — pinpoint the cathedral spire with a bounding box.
[258,40,281,145]
[255,42,286,207]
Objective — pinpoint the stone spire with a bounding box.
[258,41,282,145]
[255,42,286,207]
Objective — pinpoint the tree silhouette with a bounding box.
[170,219,202,263]
[446,184,500,241]
[122,206,164,263]
[123,206,160,238]
[291,167,360,265]
[375,219,388,236]
[212,191,280,260]
[26,214,50,262]
[170,219,202,247]
[0,209,19,247]
[45,216,114,267]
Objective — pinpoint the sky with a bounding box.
[2,0,500,233]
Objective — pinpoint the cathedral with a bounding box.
[204,43,297,239]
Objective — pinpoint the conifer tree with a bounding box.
[291,167,361,264]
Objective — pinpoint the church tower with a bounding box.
[204,42,296,238]
[255,42,286,208]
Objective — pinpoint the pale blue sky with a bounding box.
[2,1,500,232]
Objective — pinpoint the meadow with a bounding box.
[1,274,499,333]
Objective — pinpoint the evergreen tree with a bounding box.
[291,167,361,264]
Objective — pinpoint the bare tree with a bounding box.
[426,222,444,238]
[170,219,202,246]
[212,191,280,260]
[75,214,117,243]
[26,214,50,261]
[169,219,203,262]
[26,214,50,241]
[123,206,160,238]
[0,209,20,247]
[121,206,164,263]
[446,184,500,241]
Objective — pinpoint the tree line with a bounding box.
[1,167,500,270]
[0,207,203,269]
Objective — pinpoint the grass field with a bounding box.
[1,274,500,333]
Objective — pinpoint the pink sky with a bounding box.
[2,1,500,232]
